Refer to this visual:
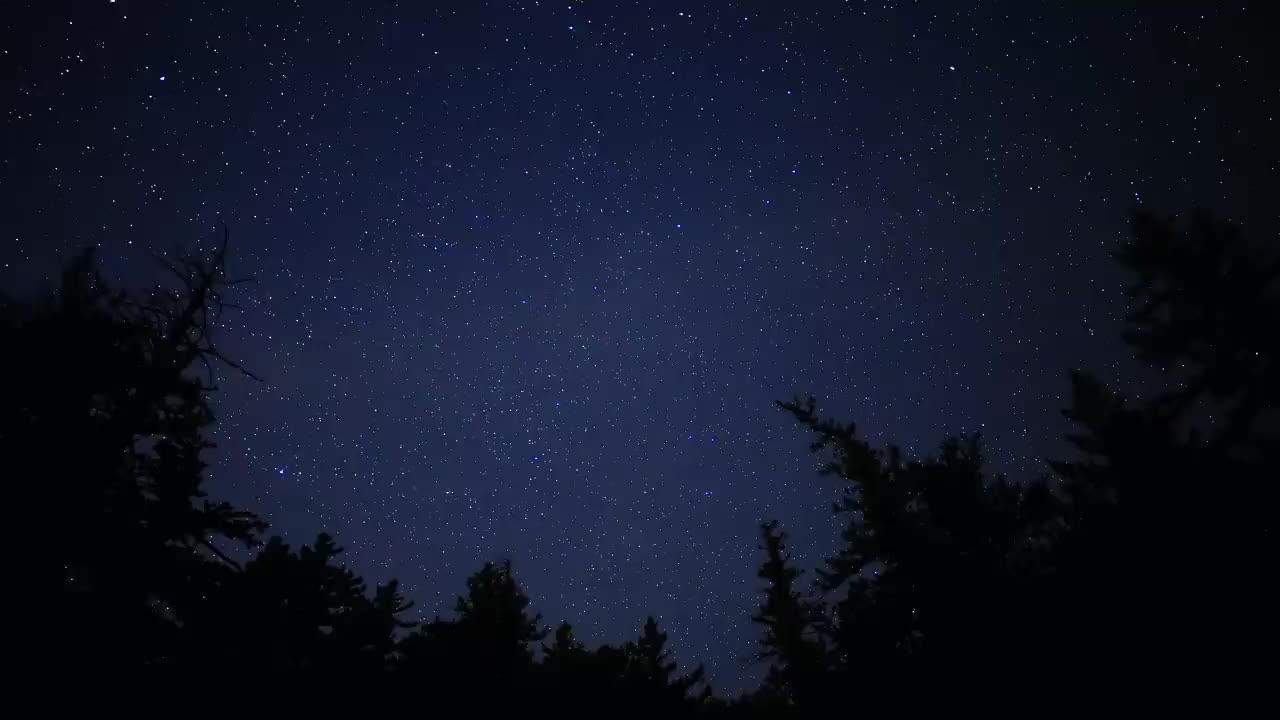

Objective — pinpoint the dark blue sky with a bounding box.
[4,0,1271,689]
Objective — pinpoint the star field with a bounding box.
[3,1,1272,690]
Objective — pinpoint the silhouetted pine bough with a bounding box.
[6,210,1272,705]
[754,210,1276,704]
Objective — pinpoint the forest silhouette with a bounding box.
[6,211,1274,705]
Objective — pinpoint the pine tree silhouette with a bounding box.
[1046,210,1278,671]
[16,206,1269,703]
[1119,210,1279,444]
[398,560,546,697]
[751,521,826,706]
[621,616,712,709]
[3,239,265,668]
[760,209,1278,687]
[184,533,414,672]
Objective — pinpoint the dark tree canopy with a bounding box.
[4,242,265,668]
[751,521,826,705]
[753,210,1278,705]
[184,533,414,672]
[8,208,1272,708]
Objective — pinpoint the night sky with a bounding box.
[4,1,1272,689]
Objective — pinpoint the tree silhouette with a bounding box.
[751,521,826,706]
[184,533,414,672]
[15,207,1267,703]
[1119,210,1279,445]
[766,407,1060,676]
[7,239,720,702]
[398,559,546,696]
[621,616,712,707]
[537,622,629,708]
[453,559,547,672]
[534,616,712,709]
[1045,209,1278,668]
[3,240,265,668]
[761,209,1276,686]
[543,621,589,664]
